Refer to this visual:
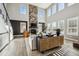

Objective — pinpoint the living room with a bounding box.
[0,2,79,56]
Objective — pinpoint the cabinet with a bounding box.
[59,36,64,45]
[39,39,49,51]
[37,36,64,52]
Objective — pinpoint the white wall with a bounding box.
[6,3,29,21]
[6,3,46,32]
[6,3,29,31]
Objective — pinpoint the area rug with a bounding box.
[47,45,79,56]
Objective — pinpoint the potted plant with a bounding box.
[56,28,61,36]
[37,32,43,38]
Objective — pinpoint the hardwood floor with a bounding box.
[0,37,79,56]
[0,38,27,56]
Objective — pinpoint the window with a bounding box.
[67,17,78,36]
[67,3,75,6]
[47,22,57,31]
[38,8,45,17]
[52,22,56,29]
[52,22,57,34]
[58,3,64,11]
[58,20,64,29]
[38,8,45,22]
[58,20,64,35]
[20,4,27,14]
[52,4,56,15]
[47,7,52,17]
[47,23,52,32]
[47,23,51,29]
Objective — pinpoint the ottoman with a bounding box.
[73,41,79,48]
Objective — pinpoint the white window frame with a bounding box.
[57,20,65,35]
[47,7,52,17]
[38,8,45,18]
[58,3,65,11]
[67,17,78,36]
[19,4,27,14]
[52,4,57,15]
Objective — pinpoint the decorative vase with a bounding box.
[56,29,60,36]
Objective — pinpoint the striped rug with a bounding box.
[47,45,79,56]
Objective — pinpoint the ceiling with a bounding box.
[30,3,52,9]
